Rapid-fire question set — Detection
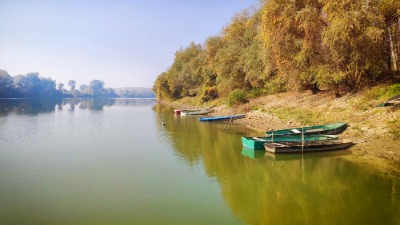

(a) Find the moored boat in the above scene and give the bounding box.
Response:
[265,122,347,136]
[174,109,201,115]
[199,114,245,122]
[263,140,354,153]
[377,94,400,106]
[181,109,213,115]
[241,135,339,150]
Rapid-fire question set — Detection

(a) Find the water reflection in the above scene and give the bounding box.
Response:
[0,98,62,116]
[0,98,156,116]
[157,105,400,225]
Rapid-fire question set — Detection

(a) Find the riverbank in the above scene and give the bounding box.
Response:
[167,90,400,174]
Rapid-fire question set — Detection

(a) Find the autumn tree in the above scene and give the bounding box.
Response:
[379,0,400,71]
[322,0,386,91]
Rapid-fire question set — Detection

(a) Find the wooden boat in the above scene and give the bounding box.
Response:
[263,140,354,153]
[377,94,400,106]
[181,109,213,115]
[174,109,201,115]
[199,114,245,122]
[265,122,347,136]
[241,135,339,150]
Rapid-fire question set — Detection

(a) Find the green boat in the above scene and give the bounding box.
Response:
[265,122,347,136]
[241,135,339,150]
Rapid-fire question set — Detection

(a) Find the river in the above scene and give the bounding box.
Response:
[0,98,399,225]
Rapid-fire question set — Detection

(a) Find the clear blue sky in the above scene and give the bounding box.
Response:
[0,0,258,88]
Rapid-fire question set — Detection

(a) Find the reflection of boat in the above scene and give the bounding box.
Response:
[242,135,339,150]
[199,114,246,122]
[263,140,354,153]
[174,109,201,115]
[241,148,265,159]
[264,150,352,161]
[181,109,213,115]
[265,122,347,136]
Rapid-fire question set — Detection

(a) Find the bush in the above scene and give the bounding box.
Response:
[387,119,400,140]
[227,89,248,107]
[200,86,218,103]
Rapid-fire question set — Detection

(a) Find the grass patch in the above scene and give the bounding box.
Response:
[363,83,400,103]
[387,119,400,140]
[266,107,335,125]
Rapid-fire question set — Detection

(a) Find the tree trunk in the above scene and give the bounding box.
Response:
[388,25,398,71]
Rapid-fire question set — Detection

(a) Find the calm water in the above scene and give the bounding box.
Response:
[0,98,399,225]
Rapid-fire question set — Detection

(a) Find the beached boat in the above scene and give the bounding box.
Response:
[378,94,400,106]
[263,140,354,153]
[199,114,246,122]
[241,135,339,150]
[265,122,347,136]
[181,109,213,115]
[174,109,201,115]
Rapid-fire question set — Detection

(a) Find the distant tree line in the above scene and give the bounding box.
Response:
[0,70,117,98]
[153,0,400,103]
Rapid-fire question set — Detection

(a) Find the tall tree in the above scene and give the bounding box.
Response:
[89,80,106,96]
[214,10,253,96]
[57,83,64,91]
[322,0,386,90]
[68,80,76,92]
[0,70,15,97]
[379,0,400,71]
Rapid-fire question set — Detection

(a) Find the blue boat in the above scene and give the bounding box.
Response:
[199,114,246,122]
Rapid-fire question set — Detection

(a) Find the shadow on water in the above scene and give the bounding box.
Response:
[155,104,400,225]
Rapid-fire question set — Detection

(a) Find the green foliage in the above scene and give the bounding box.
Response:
[153,0,400,103]
[387,119,400,140]
[363,83,400,102]
[264,77,288,95]
[200,86,218,103]
[226,89,249,107]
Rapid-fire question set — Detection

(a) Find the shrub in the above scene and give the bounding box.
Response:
[227,89,248,107]
[200,86,218,103]
[387,119,400,140]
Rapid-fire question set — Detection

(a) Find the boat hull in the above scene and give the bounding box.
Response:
[265,122,347,136]
[174,109,200,115]
[199,114,245,122]
[181,109,213,115]
[264,140,354,154]
[241,135,339,150]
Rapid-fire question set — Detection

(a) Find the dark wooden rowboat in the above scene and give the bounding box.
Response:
[263,140,354,154]
[241,135,339,150]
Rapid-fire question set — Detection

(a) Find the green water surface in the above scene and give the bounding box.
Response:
[0,99,399,225]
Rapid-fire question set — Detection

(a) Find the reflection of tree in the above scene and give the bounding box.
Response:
[0,99,62,116]
[63,98,116,111]
[157,105,400,225]
[0,98,156,116]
